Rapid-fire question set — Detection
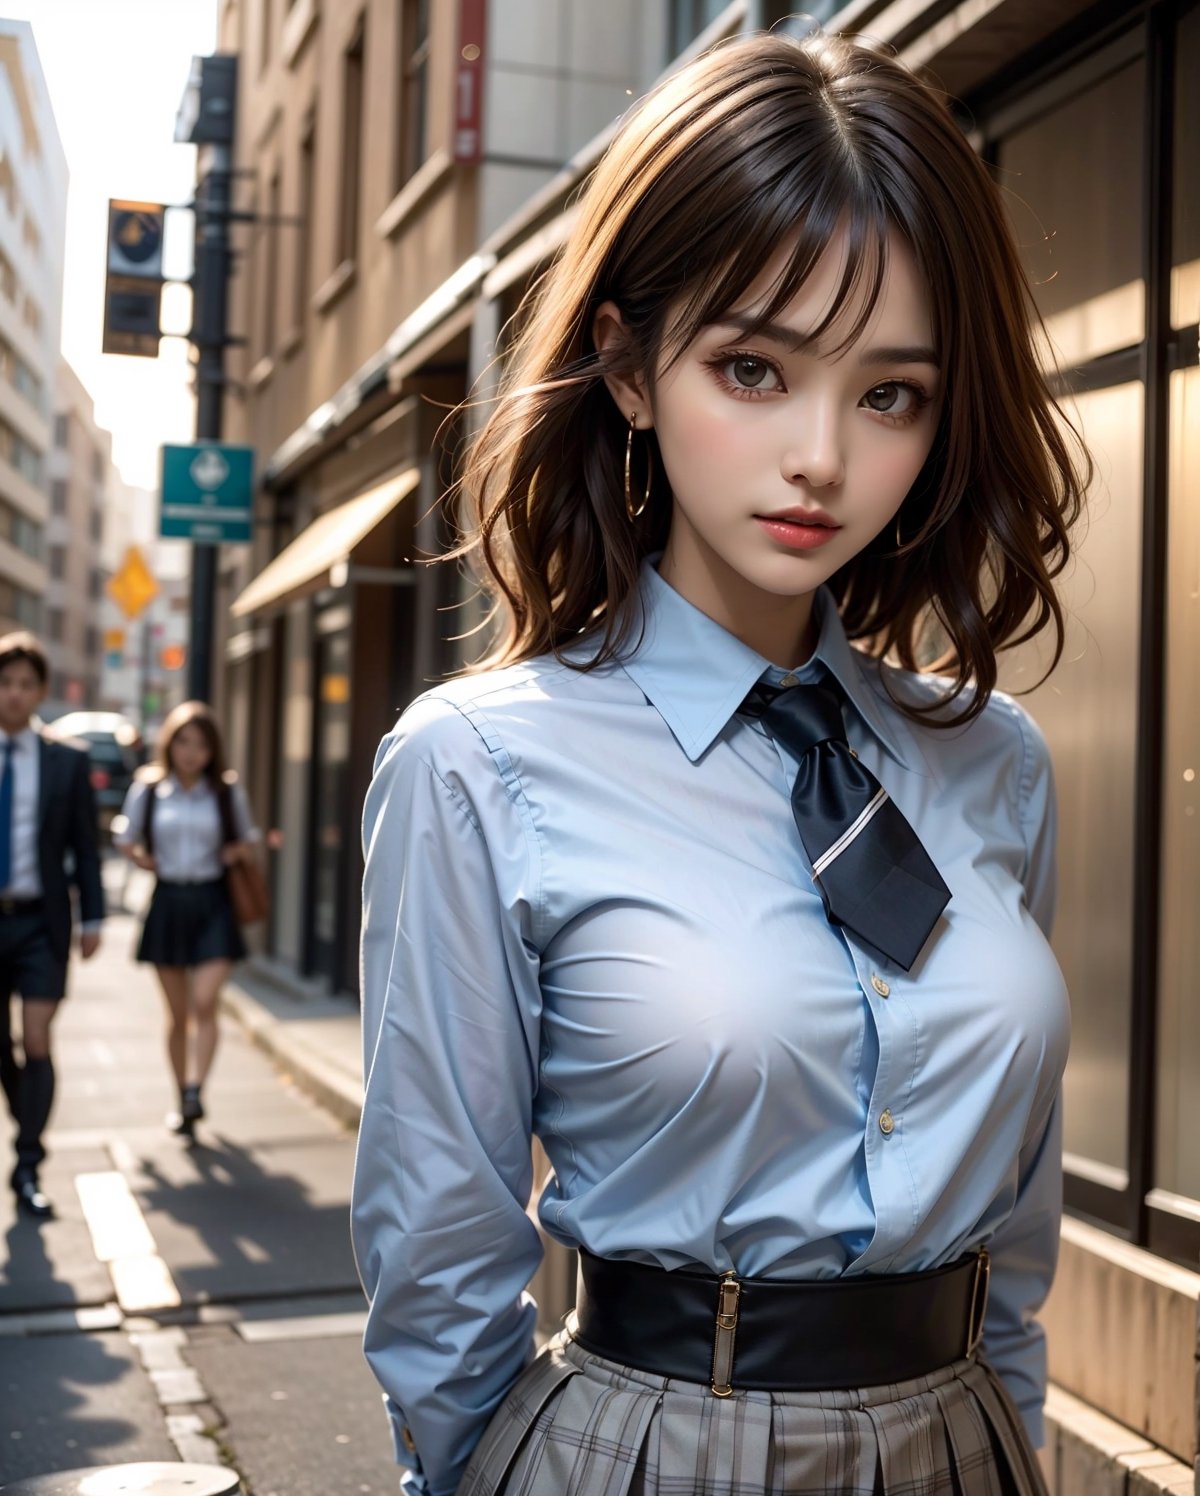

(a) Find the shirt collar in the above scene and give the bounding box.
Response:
[1,727,39,751]
[620,557,913,768]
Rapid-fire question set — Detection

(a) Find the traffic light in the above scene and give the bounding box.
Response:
[102,200,165,358]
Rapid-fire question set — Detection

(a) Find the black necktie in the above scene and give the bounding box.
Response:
[742,680,950,970]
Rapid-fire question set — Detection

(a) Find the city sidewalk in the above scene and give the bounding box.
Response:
[220,958,364,1132]
[0,861,400,1490]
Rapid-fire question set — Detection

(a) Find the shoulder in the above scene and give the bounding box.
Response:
[41,733,90,773]
[381,656,592,764]
[865,657,1051,793]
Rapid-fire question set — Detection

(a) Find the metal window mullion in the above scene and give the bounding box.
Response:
[1126,3,1174,1250]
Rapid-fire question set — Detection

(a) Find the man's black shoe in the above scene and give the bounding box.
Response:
[13,1176,54,1219]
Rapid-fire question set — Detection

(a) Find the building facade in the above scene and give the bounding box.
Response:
[42,359,112,716]
[213,1,1200,1489]
[0,20,66,646]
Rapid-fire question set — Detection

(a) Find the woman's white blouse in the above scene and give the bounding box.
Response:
[114,774,257,883]
[351,561,1070,1496]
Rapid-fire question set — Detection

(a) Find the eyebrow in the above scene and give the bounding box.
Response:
[714,315,940,369]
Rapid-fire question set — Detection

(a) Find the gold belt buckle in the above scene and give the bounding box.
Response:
[966,1248,990,1358]
[710,1270,740,1397]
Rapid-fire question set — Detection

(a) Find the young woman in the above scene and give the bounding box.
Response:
[352,31,1088,1496]
[114,701,257,1138]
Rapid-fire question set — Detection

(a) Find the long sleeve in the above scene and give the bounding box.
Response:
[350,696,545,1496]
[68,749,105,925]
[982,707,1063,1446]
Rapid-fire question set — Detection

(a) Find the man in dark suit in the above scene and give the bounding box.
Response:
[0,631,104,1219]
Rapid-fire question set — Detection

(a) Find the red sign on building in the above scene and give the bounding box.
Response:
[454,0,487,164]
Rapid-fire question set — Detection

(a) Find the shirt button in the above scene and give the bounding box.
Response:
[848,747,859,759]
[779,672,799,687]
[879,1109,896,1136]
[401,1426,417,1454]
[871,973,891,998]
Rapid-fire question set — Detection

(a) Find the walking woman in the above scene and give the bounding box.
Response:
[352,30,1087,1496]
[114,702,258,1137]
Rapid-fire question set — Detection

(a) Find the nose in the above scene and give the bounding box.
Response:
[780,403,845,489]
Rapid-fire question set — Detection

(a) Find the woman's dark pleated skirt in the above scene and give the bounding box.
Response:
[137,877,246,967]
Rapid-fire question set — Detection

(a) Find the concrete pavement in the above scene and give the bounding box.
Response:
[0,859,400,1490]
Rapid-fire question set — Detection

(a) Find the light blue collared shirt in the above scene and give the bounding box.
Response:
[352,560,1069,1496]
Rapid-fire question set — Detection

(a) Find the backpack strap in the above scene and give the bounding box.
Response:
[216,776,239,845]
[142,775,156,856]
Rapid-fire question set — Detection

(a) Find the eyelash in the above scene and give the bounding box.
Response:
[703,349,933,427]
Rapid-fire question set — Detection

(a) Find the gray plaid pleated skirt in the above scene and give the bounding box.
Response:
[457,1329,1048,1496]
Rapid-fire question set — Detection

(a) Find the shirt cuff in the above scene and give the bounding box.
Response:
[79,921,103,935]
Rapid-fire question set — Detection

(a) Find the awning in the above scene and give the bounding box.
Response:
[230,466,420,618]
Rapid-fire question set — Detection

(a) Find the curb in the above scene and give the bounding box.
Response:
[219,975,363,1131]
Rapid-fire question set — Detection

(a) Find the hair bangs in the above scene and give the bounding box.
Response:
[655,153,894,371]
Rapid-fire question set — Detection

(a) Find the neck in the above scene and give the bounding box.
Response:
[174,770,203,789]
[657,537,820,667]
[0,721,30,739]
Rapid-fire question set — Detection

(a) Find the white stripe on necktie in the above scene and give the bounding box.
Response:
[810,787,889,879]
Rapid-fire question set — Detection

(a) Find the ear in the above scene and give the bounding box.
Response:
[592,300,654,430]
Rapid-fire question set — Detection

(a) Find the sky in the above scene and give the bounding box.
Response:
[5,0,218,489]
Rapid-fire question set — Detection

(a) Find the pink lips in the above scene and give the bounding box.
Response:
[754,510,842,551]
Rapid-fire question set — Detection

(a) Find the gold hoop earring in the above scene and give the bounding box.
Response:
[625,411,652,522]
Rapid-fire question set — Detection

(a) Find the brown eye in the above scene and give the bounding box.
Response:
[733,357,769,387]
[862,382,924,416]
[864,384,901,411]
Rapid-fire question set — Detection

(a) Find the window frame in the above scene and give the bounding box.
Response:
[971,0,1200,1267]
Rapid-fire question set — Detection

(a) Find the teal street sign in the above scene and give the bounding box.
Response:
[160,442,254,544]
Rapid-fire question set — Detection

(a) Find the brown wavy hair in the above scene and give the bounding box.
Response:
[455,31,1089,726]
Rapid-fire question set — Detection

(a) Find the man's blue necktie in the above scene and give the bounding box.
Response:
[0,738,15,891]
[743,680,950,971]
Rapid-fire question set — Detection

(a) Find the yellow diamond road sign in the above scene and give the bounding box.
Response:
[107,544,159,620]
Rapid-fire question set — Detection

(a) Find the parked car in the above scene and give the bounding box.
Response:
[43,711,145,834]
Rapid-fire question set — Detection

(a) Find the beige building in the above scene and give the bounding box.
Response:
[0,20,66,645]
[213,2,1200,1490]
[43,360,112,715]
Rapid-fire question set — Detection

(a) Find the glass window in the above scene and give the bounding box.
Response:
[396,0,430,191]
[1154,8,1200,1210]
[1155,364,1200,1203]
[294,113,316,334]
[262,166,281,355]
[1002,384,1144,1185]
[1000,61,1145,368]
[338,17,366,264]
[1171,6,1199,330]
[996,64,1149,1186]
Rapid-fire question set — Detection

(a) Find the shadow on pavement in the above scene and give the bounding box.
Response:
[0,1224,174,1477]
[132,1134,362,1307]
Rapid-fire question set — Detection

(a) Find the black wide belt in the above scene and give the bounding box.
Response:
[571,1247,990,1396]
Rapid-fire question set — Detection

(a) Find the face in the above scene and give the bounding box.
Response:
[169,721,213,779]
[0,659,46,734]
[598,227,942,663]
